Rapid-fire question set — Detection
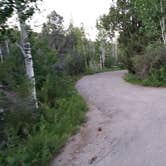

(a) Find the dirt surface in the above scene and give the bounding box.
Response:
[52,70,166,166]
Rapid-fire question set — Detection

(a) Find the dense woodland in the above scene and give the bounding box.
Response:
[0,0,117,165]
[0,0,165,165]
[98,0,166,86]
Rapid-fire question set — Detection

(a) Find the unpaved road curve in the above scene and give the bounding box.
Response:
[52,70,166,166]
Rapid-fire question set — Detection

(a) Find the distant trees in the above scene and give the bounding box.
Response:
[42,11,66,54]
[99,0,166,83]
[41,11,116,74]
[98,0,166,73]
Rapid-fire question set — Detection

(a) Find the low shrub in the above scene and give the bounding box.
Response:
[65,53,86,75]
[125,65,166,87]
[132,43,166,78]
[0,76,87,166]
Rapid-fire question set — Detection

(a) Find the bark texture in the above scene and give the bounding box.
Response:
[16,2,38,108]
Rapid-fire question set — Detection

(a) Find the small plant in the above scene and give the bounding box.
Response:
[0,74,87,165]
[132,43,166,78]
[124,73,142,85]
[125,65,166,87]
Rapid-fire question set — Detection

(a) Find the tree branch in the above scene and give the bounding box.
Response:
[16,43,26,57]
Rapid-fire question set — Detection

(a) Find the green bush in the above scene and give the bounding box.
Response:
[124,73,142,85]
[142,66,166,87]
[132,43,166,78]
[1,91,87,166]
[125,65,166,87]
[104,56,116,68]
[0,44,29,97]
[124,42,166,87]
[0,32,88,166]
[65,54,86,75]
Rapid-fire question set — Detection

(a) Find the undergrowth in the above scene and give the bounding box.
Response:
[124,66,166,87]
[0,76,87,166]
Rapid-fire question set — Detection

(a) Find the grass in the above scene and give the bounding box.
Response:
[1,66,123,166]
[124,73,143,85]
[0,77,88,166]
[124,72,166,87]
[85,65,124,75]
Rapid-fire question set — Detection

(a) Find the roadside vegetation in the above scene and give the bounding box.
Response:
[98,0,166,87]
[0,1,118,165]
[1,0,164,164]
[124,43,166,87]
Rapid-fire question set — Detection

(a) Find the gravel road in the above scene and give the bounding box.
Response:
[52,70,166,166]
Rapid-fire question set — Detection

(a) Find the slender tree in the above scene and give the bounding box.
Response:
[0,0,40,108]
[0,45,3,63]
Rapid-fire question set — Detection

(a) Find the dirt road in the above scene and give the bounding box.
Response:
[52,70,166,166]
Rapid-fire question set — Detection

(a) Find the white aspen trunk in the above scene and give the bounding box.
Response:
[114,42,118,62]
[5,40,10,55]
[160,17,166,45]
[0,46,3,63]
[16,2,38,108]
[101,46,105,68]
[99,53,102,69]
[100,42,105,68]
[160,0,166,45]
[23,42,38,108]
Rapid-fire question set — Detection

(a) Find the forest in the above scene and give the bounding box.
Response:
[98,0,166,86]
[0,0,117,165]
[0,0,166,165]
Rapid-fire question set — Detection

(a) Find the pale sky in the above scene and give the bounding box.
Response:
[30,0,112,40]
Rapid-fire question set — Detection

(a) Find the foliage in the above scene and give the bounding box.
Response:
[125,65,166,87]
[132,43,166,78]
[65,53,86,75]
[0,4,116,165]
[1,86,87,166]
[134,0,166,44]
[0,43,29,96]
[98,0,165,72]
[0,24,88,165]
[42,11,65,54]
[0,0,40,23]
[125,42,166,86]
[143,66,166,86]
[124,73,142,85]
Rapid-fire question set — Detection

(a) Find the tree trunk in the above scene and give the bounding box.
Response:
[101,43,105,68]
[160,1,166,45]
[16,2,38,108]
[5,40,10,55]
[101,47,105,68]
[0,46,3,63]
[160,17,166,45]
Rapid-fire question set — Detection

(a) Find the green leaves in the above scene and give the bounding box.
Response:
[0,0,40,26]
[134,0,165,41]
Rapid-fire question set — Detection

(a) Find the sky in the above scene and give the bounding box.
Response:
[30,0,112,40]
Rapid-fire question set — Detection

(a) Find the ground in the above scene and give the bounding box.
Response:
[52,70,166,166]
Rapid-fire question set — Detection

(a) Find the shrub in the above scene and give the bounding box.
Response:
[124,73,142,85]
[132,43,166,78]
[125,65,166,87]
[65,53,86,75]
[142,66,166,86]
[0,75,87,165]
[104,56,116,68]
